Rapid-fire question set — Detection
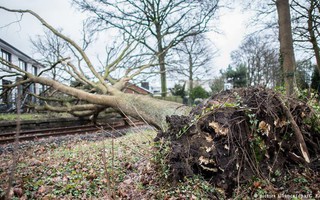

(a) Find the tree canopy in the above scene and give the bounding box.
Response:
[72,0,219,96]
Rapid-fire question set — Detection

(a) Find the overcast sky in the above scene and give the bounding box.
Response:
[0,0,251,86]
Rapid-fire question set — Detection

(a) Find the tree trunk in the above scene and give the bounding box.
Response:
[276,0,297,96]
[156,22,167,98]
[30,75,190,131]
[308,0,320,75]
[111,92,191,130]
[188,54,194,91]
[159,54,167,97]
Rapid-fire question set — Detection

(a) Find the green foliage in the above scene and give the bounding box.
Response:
[296,60,313,90]
[247,112,267,163]
[170,83,186,98]
[158,176,223,199]
[304,101,320,132]
[293,177,308,184]
[0,113,37,121]
[189,85,209,101]
[274,86,286,95]
[152,140,171,180]
[311,66,320,91]
[222,64,247,88]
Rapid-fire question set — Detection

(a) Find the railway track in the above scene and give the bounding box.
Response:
[0,118,144,144]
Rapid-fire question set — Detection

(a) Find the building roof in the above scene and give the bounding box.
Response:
[123,82,152,95]
[0,38,44,68]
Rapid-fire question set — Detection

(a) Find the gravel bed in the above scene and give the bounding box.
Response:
[0,125,154,155]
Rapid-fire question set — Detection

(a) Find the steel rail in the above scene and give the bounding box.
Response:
[0,119,144,144]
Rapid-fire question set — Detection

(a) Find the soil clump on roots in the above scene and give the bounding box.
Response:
[155,87,320,198]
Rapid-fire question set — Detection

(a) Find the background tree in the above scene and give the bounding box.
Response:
[295,59,313,90]
[31,29,68,81]
[242,0,311,95]
[291,0,320,73]
[222,64,247,88]
[170,83,186,99]
[276,0,297,96]
[72,0,219,97]
[311,66,320,92]
[231,35,281,87]
[189,85,209,103]
[210,76,224,95]
[169,34,214,92]
[246,0,320,73]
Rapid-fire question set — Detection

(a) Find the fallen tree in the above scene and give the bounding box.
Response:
[0,6,192,130]
[0,6,319,198]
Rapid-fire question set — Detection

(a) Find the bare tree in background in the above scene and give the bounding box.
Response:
[31,29,68,81]
[231,35,281,87]
[243,0,320,95]
[291,0,320,73]
[169,34,215,92]
[209,75,224,95]
[72,0,219,97]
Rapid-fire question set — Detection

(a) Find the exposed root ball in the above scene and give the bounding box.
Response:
[156,87,320,197]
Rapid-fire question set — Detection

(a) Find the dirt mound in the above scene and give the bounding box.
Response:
[156,87,320,198]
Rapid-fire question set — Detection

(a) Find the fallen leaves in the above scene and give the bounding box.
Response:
[29,158,43,166]
[258,121,271,136]
[37,185,47,194]
[274,117,288,128]
[13,187,23,197]
[209,121,228,136]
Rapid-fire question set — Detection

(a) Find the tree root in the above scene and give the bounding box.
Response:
[275,95,310,163]
[156,86,320,198]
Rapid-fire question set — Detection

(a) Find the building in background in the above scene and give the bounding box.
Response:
[0,38,45,112]
[123,82,151,95]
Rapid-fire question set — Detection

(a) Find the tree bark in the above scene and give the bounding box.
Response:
[29,75,191,131]
[156,21,168,98]
[276,0,297,96]
[159,54,167,97]
[188,54,194,91]
[308,0,320,74]
[112,92,191,130]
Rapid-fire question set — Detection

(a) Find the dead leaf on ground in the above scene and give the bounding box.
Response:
[258,121,271,136]
[208,121,228,136]
[13,187,23,197]
[38,185,47,194]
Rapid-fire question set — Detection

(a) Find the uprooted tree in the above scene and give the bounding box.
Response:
[0,5,319,198]
[0,6,193,130]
